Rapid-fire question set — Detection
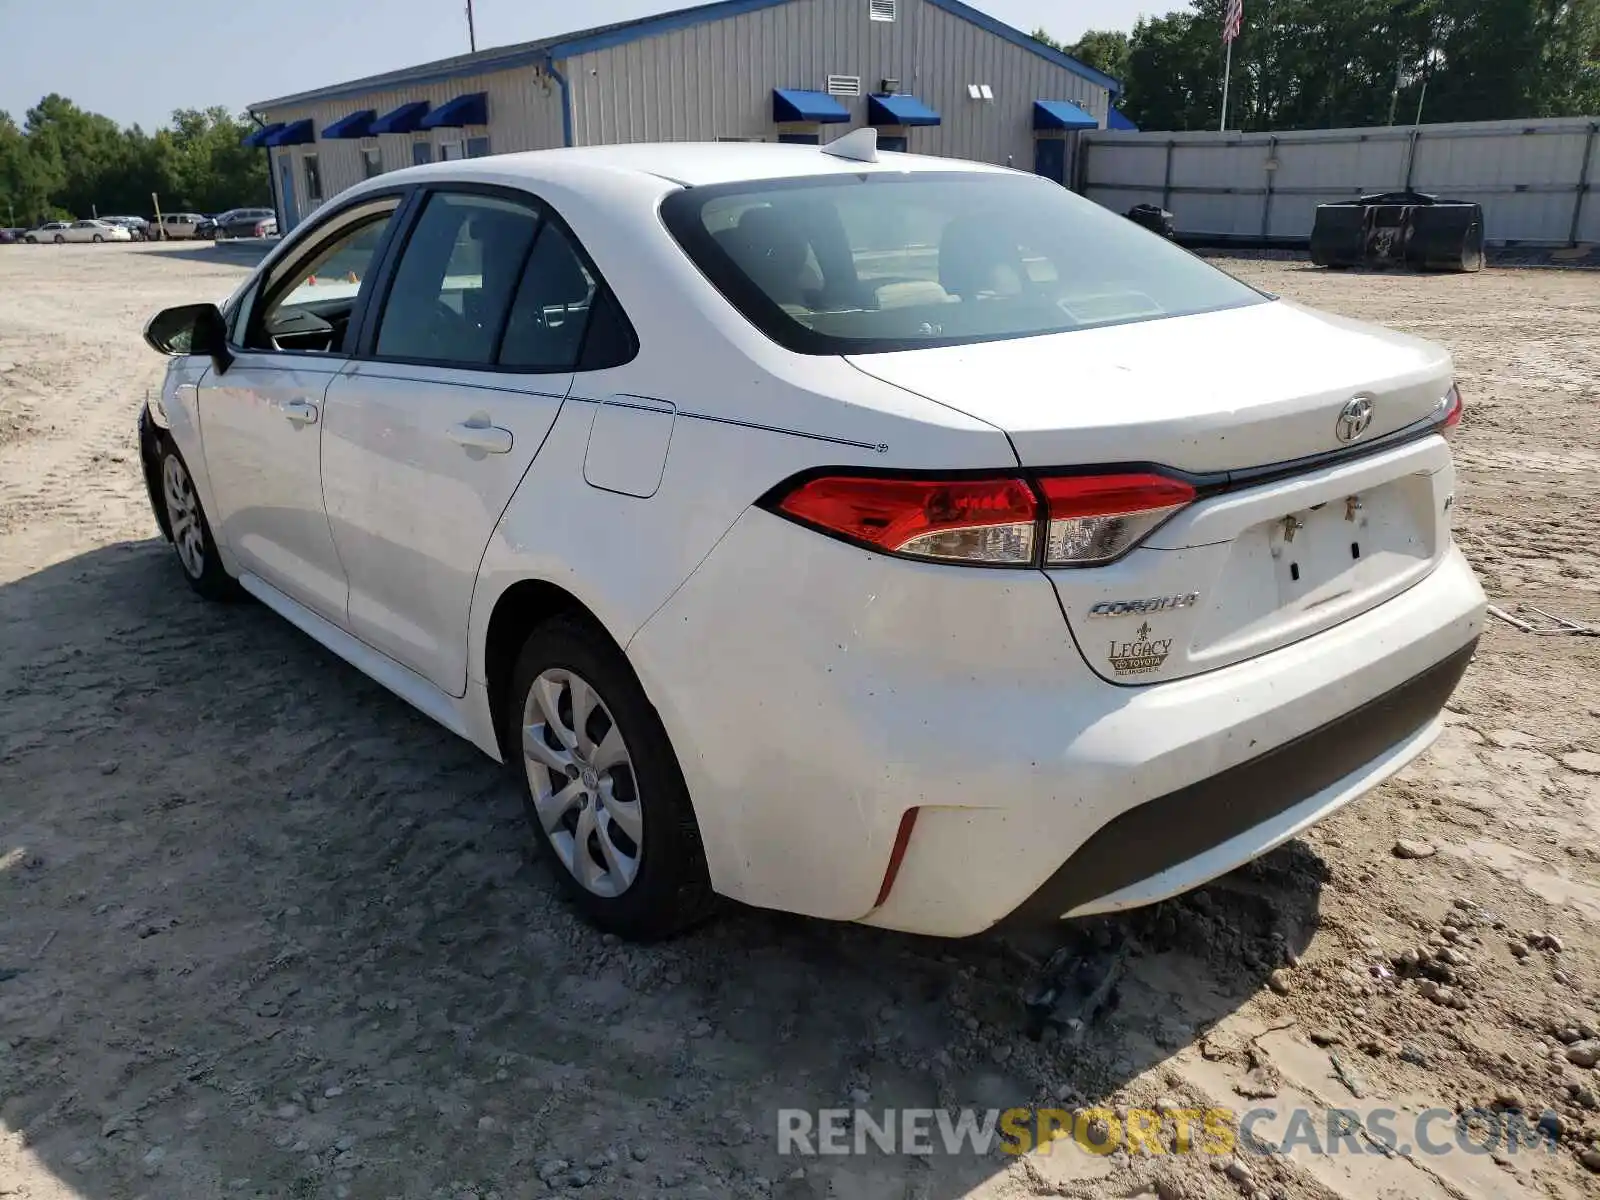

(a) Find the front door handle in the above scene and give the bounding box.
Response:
[280,399,319,426]
[447,421,513,454]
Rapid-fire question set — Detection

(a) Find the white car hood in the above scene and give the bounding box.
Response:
[845,300,1454,473]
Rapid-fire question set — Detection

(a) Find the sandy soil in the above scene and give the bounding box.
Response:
[1,243,1597,1200]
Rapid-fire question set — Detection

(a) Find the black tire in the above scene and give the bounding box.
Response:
[53,234,64,244]
[506,614,717,940]
[156,439,240,602]
[93,234,104,243]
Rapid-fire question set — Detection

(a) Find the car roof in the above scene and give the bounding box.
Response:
[366,141,1017,191]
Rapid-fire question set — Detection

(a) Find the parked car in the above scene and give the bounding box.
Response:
[215,208,278,239]
[156,212,208,240]
[23,221,72,243]
[135,136,1485,941]
[195,215,220,239]
[104,215,151,241]
[27,219,131,243]
[0,227,24,244]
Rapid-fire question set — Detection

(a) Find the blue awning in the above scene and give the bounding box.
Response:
[419,92,488,129]
[772,88,851,124]
[867,93,940,127]
[1033,100,1099,131]
[371,101,431,134]
[241,123,284,148]
[1107,106,1139,131]
[322,109,377,139]
[264,119,316,147]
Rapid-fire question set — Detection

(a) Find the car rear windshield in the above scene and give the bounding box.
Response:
[660,171,1266,354]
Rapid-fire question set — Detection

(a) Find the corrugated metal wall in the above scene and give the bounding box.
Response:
[1082,117,1600,246]
[565,0,1108,168]
[260,65,564,226]
[254,0,1117,231]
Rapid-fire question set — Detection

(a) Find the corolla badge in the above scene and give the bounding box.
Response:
[1336,394,1375,443]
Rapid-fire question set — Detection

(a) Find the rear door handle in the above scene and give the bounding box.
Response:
[280,399,318,426]
[448,422,513,454]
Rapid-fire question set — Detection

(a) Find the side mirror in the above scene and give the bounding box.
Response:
[143,303,233,372]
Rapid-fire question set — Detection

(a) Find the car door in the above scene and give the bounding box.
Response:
[66,221,91,243]
[198,193,405,624]
[320,186,612,695]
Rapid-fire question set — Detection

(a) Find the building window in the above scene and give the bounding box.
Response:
[303,154,323,204]
[869,0,896,21]
[412,141,433,165]
[361,147,383,178]
[441,141,464,161]
[778,132,820,145]
[466,136,491,158]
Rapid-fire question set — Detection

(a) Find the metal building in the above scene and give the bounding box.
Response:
[247,0,1120,232]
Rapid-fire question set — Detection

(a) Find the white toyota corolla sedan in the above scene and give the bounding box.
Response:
[138,133,1485,940]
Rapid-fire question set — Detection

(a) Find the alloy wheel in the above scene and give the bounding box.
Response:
[161,455,207,579]
[522,667,643,898]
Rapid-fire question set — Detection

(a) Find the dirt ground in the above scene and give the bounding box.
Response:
[1,243,1597,1200]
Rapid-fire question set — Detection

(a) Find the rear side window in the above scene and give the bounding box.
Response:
[498,225,597,371]
[375,192,542,366]
[373,189,637,373]
[661,172,1266,354]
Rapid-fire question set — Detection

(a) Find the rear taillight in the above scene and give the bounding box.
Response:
[769,469,1195,567]
[1037,473,1196,566]
[776,475,1038,564]
[1439,384,1463,441]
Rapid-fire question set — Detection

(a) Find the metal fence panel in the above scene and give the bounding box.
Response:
[1083,117,1600,247]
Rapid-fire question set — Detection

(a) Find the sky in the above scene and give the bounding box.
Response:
[0,0,1157,131]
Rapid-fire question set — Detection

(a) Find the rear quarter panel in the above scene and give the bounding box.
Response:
[467,160,1020,683]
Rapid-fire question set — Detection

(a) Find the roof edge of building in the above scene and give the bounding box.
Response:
[250,0,1119,115]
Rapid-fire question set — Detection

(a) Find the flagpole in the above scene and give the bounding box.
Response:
[1220,38,1233,132]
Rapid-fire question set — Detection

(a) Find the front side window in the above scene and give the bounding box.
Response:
[661,172,1267,354]
[303,154,323,203]
[242,200,399,354]
[374,192,542,366]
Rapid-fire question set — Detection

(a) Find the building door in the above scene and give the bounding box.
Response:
[1033,138,1067,185]
[278,157,300,231]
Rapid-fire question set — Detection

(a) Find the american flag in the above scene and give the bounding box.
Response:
[1223,0,1244,43]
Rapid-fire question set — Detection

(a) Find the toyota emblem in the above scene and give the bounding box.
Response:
[1336,395,1375,443]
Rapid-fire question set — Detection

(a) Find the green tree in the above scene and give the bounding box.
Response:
[0,110,60,226]
[1113,0,1600,131]
[0,95,267,225]
[1031,28,1132,83]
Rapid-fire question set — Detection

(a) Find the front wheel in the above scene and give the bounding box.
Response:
[53,234,63,244]
[158,444,238,601]
[93,234,104,243]
[508,615,716,940]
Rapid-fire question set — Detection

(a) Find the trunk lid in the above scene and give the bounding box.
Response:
[847,300,1460,683]
[845,300,1454,473]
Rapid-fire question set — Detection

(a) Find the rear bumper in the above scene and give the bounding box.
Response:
[1006,636,1475,925]
[629,507,1485,937]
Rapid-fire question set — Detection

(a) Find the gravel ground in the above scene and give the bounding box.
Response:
[1,243,1597,1200]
